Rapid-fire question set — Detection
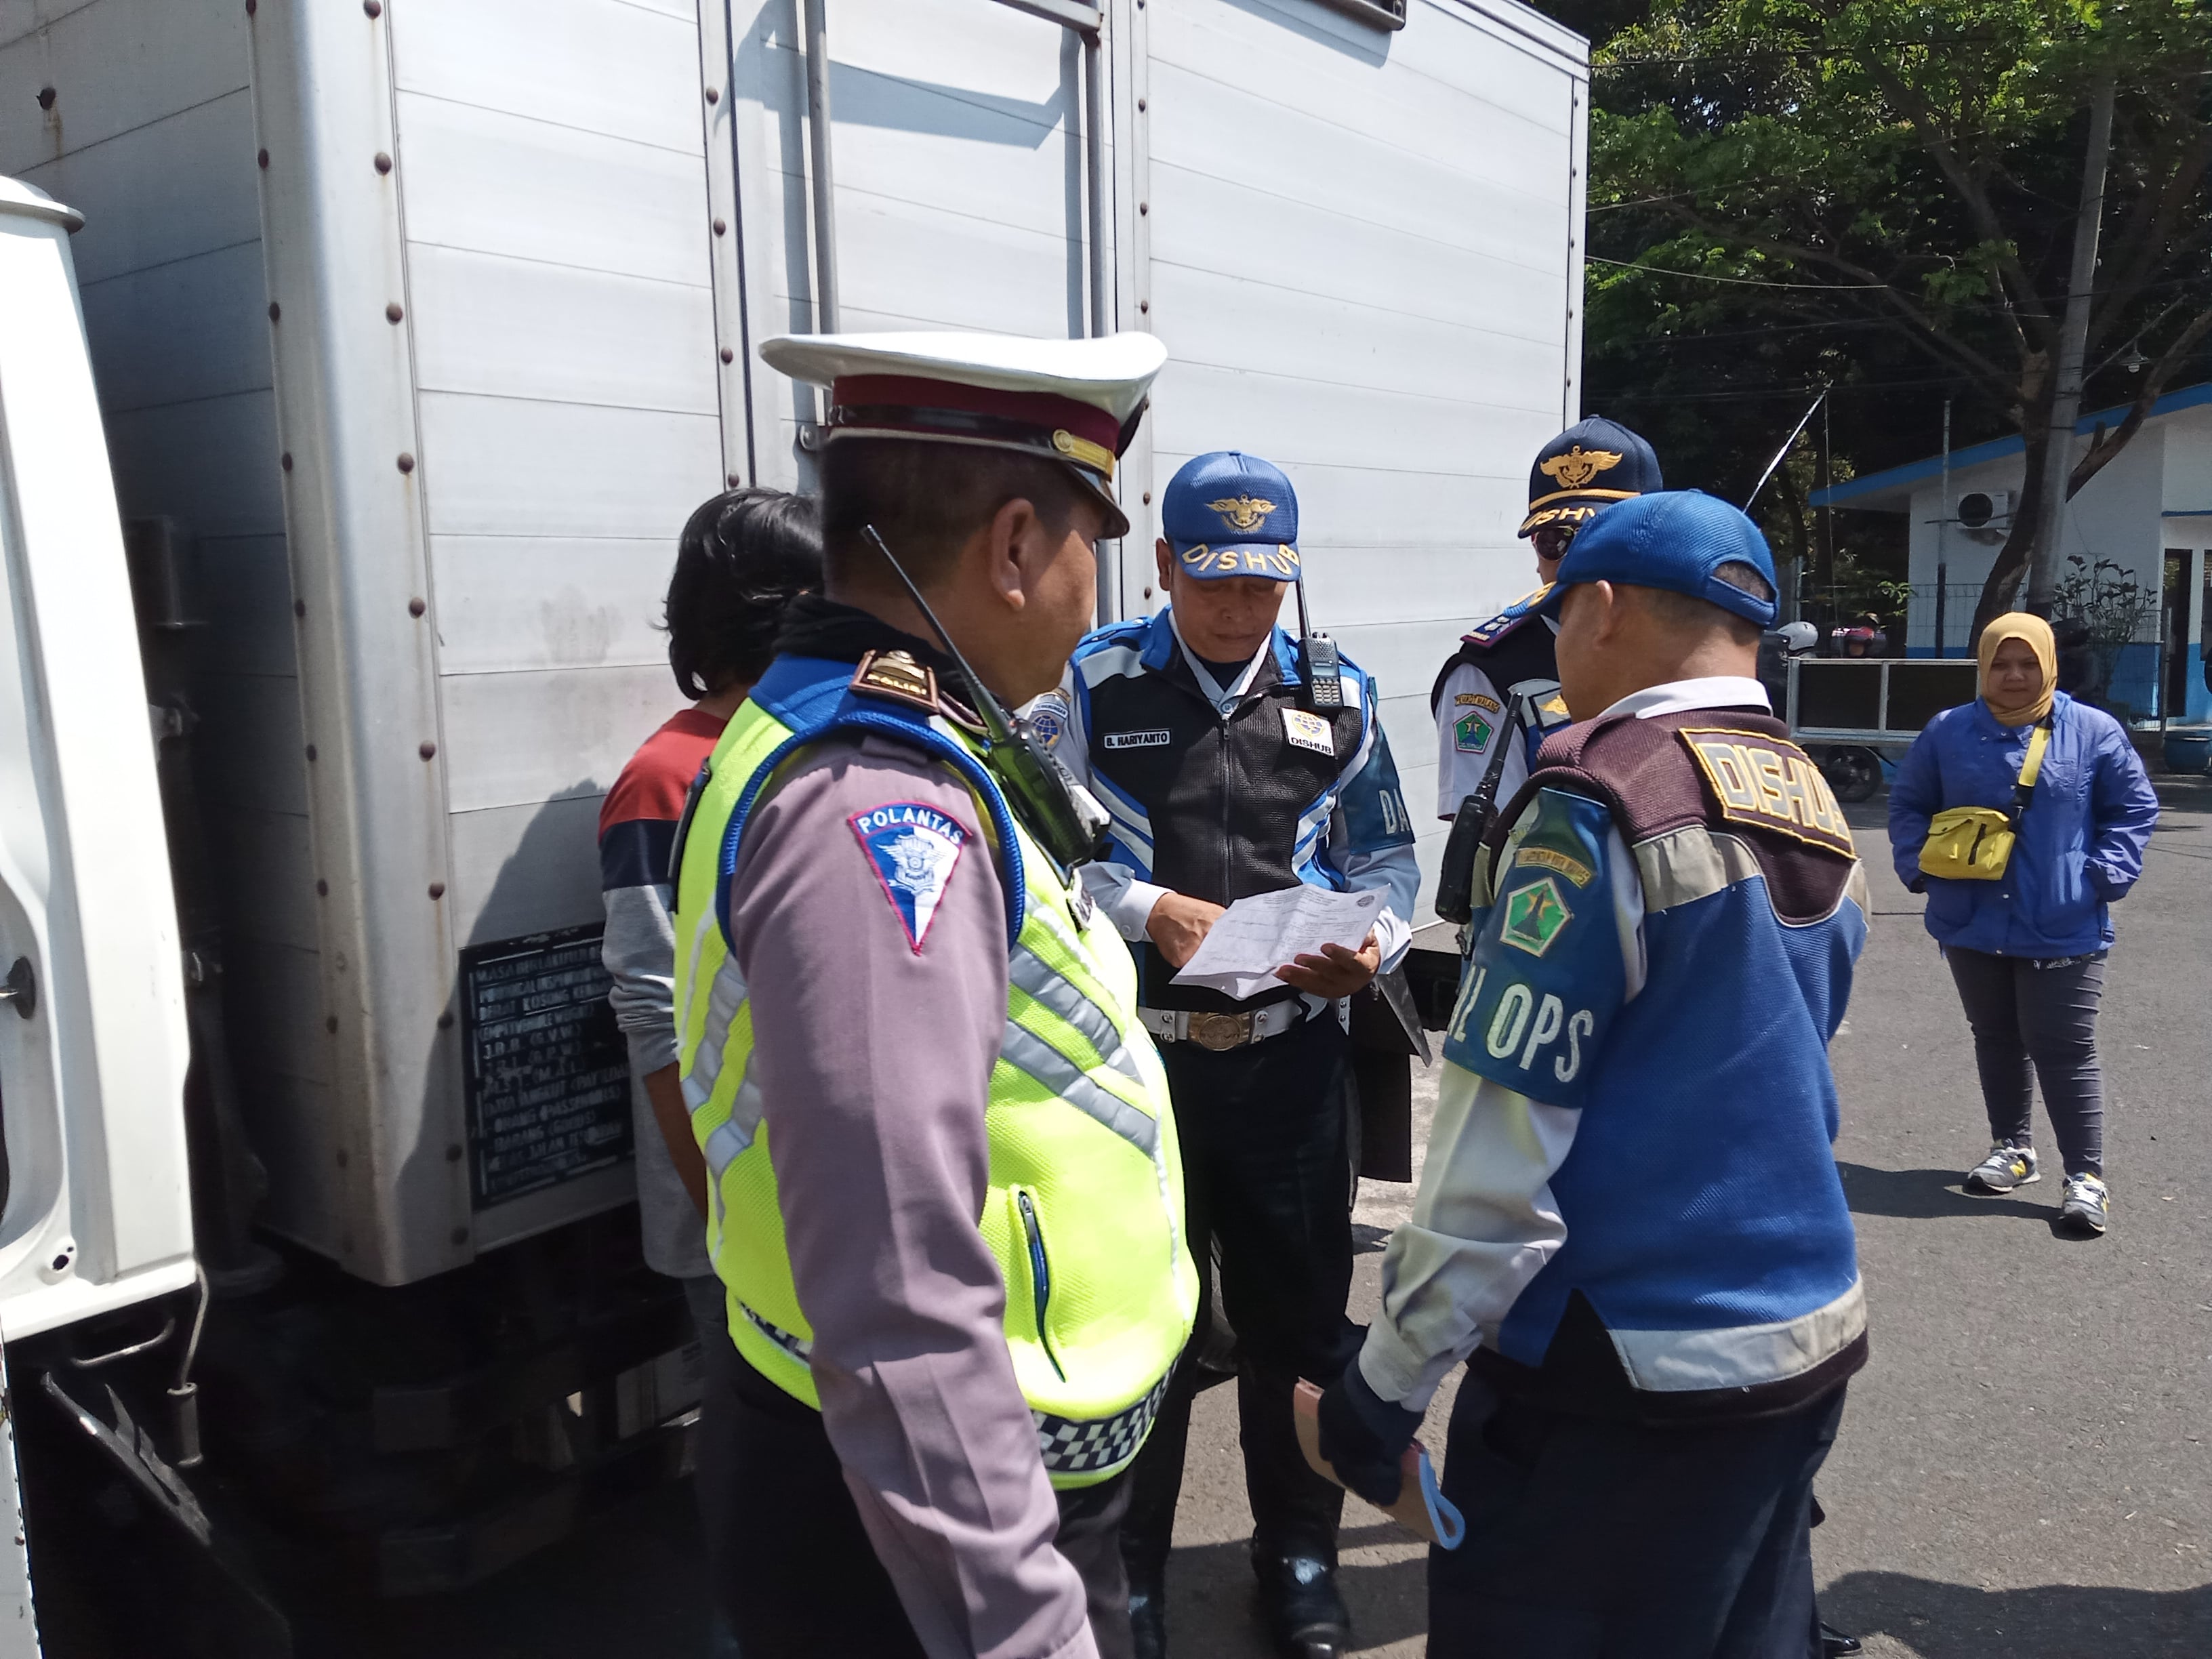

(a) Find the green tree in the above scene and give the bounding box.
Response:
[1581,0,2212,640]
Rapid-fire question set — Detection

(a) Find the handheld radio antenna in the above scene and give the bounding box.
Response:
[1292,572,1343,712]
[861,525,1106,874]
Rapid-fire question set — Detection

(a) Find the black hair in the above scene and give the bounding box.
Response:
[1635,561,1772,647]
[817,437,1084,592]
[664,487,823,699]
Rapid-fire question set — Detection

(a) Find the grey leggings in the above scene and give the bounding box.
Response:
[1944,946,2107,1178]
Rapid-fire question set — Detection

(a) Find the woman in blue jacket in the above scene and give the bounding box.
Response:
[1887,613,2158,1237]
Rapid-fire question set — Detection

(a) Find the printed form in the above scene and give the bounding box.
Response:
[1171,885,1382,1002]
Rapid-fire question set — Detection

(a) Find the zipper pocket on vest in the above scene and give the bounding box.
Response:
[1016,1188,1067,1382]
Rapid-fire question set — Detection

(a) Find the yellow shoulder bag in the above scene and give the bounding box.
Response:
[1918,720,2049,881]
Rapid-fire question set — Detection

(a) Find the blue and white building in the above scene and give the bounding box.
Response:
[1811,382,2212,722]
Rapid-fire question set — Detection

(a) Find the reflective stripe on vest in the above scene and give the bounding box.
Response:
[672,656,1198,1489]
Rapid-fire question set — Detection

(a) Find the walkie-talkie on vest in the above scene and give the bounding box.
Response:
[1433,690,1529,928]
[1293,574,1343,712]
[861,525,1109,876]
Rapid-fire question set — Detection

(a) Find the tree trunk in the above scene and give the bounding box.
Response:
[2026,69,2116,612]
[1970,432,2046,644]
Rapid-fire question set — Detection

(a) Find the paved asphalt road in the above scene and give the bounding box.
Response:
[329,777,2211,1659]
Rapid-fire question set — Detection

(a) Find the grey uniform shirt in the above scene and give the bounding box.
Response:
[727,729,1098,1659]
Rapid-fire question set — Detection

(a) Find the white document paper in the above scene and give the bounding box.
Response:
[1170,885,1383,1002]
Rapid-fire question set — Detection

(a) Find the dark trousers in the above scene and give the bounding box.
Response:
[1122,1012,1359,1578]
[697,1352,1135,1659]
[1428,1380,1847,1658]
[1944,945,2108,1176]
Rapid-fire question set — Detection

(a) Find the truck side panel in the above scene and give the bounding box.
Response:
[1132,0,1586,895]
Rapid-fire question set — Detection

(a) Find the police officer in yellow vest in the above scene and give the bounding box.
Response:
[673,331,1199,1659]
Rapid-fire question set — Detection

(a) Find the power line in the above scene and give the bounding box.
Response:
[1587,254,1889,290]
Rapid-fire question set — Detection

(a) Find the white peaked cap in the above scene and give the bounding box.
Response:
[760,330,1168,424]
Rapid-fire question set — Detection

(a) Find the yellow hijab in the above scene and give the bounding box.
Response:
[1977,612,2056,727]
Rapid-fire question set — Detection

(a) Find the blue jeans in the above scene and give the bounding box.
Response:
[1427,1380,1847,1658]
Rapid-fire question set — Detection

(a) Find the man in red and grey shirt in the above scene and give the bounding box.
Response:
[598,487,820,1347]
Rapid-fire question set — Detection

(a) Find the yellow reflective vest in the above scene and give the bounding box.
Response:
[672,651,1197,1488]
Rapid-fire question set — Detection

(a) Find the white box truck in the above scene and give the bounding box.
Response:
[0,0,1584,1647]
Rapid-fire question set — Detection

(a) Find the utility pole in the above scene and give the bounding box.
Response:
[2027,69,2116,615]
[1936,396,1951,657]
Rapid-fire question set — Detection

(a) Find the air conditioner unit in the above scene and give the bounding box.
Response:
[1956,490,2011,544]
[1957,490,2011,528]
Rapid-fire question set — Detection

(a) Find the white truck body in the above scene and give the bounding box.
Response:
[0,0,1585,1292]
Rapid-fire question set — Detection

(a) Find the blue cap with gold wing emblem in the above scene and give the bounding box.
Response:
[1162,451,1301,582]
[1520,416,1662,538]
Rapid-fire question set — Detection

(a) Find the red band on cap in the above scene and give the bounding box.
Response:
[831,374,1122,455]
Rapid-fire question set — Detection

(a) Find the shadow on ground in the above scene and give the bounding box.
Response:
[1820,1572,2211,1657]
[1835,1162,2051,1222]
[1166,1522,1426,1656]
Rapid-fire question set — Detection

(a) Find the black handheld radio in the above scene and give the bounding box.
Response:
[1432,690,1529,927]
[1292,574,1343,712]
[861,526,1108,876]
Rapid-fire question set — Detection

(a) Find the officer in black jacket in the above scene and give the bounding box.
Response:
[1045,452,1420,1659]
[1429,417,1663,828]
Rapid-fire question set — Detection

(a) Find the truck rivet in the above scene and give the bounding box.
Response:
[396,452,415,474]
[325,1015,338,1033]
[364,0,382,14]
[373,152,392,176]
[304,744,317,761]
[419,741,436,760]
[316,879,329,897]
[257,148,269,169]
[437,1011,455,1030]
[1138,98,1147,112]
[294,598,306,618]
[409,597,426,617]
[245,0,255,14]
[386,302,404,323]
[728,474,742,487]
[712,218,727,236]
[705,85,720,104]
[281,451,293,472]
[35,87,55,112]
[720,347,734,364]
[428,882,445,899]
[268,302,281,323]
[1139,300,1149,313]
[1142,491,1152,504]
[450,1227,469,1246]
[1139,201,1148,215]
[446,1143,464,1162]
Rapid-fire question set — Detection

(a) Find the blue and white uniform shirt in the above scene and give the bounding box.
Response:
[1042,609,1419,1007]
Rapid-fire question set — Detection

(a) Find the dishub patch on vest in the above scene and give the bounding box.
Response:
[1281,707,1335,756]
[851,801,968,952]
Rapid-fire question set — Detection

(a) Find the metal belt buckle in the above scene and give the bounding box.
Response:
[1185,1012,1252,1051]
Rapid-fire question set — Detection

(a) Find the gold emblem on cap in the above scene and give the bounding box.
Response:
[1539,446,1624,491]
[1052,428,1115,479]
[1207,496,1277,533]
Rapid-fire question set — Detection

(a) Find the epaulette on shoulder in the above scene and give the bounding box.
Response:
[849,648,941,714]
[1460,583,1553,650]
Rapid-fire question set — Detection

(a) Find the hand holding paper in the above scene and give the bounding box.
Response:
[1169,885,1382,1002]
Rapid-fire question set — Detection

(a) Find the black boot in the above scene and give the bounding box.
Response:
[1251,1543,1351,1659]
[1820,1622,1863,1658]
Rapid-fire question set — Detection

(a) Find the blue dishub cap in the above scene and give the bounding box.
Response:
[1539,490,1780,628]
[1161,451,1301,581]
